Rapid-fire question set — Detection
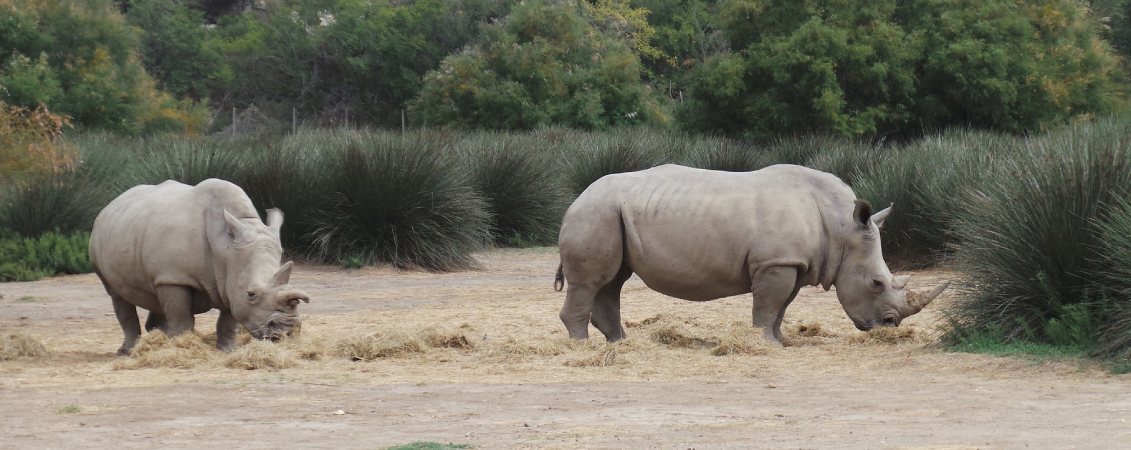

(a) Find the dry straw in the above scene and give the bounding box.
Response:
[1,332,48,360]
[847,327,921,345]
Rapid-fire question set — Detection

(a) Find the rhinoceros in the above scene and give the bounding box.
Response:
[554,164,948,345]
[90,179,310,355]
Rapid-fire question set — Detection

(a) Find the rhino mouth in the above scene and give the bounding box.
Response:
[854,313,901,331]
[250,314,301,341]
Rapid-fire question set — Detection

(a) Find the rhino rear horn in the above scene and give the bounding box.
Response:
[903,281,950,317]
[266,208,284,232]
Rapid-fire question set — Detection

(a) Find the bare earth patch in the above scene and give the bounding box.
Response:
[1,247,1129,448]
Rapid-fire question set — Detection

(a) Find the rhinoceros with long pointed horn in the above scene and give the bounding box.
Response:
[554,164,948,345]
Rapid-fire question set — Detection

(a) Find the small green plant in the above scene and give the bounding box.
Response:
[341,255,365,270]
[57,404,81,414]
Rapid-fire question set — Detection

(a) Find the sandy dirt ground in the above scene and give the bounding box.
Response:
[2,247,1130,449]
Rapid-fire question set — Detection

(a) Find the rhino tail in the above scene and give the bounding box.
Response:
[554,264,565,292]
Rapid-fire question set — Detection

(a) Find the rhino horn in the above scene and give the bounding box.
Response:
[903,281,950,317]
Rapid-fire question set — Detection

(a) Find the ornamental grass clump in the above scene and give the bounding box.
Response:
[943,119,1131,350]
[458,132,568,246]
[307,131,491,271]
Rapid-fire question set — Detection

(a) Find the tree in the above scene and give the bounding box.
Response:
[410,0,664,130]
[681,0,1121,138]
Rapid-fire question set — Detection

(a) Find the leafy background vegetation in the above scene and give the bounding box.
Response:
[4,0,1131,364]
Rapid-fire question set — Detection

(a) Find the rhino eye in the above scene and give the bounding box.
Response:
[247,291,257,300]
[872,279,884,288]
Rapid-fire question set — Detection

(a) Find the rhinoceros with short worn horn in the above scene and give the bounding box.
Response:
[555,164,948,345]
[90,179,310,355]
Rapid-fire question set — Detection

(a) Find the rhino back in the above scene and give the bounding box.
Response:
[90,179,259,310]
[562,164,855,299]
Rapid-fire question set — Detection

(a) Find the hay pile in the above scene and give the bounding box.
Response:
[113,331,318,370]
[112,331,215,369]
[1,332,48,360]
[335,329,475,361]
[709,325,774,356]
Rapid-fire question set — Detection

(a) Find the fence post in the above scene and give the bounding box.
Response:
[292,108,297,134]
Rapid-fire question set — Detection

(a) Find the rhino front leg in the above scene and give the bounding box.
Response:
[144,311,167,332]
[155,285,197,336]
[111,296,142,356]
[215,310,239,351]
[749,265,800,346]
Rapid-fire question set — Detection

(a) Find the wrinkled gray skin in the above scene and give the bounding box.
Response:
[90,179,310,355]
[556,164,948,345]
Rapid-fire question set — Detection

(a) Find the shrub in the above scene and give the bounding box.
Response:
[306,131,491,271]
[943,119,1131,346]
[0,102,73,186]
[458,132,568,246]
[0,231,91,281]
[1095,198,1131,360]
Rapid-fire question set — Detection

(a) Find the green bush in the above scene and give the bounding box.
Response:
[0,231,91,282]
[305,131,492,271]
[943,119,1131,346]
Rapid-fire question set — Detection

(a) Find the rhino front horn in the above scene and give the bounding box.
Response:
[903,281,950,317]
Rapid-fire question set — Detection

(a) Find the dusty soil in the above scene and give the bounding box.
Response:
[2,248,1129,449]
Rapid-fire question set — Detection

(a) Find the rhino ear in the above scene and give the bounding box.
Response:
[271,261,293,287]
[220,209,254,244]
[266,208,284,232]
[852,200,873,227]
[870,203,894,229]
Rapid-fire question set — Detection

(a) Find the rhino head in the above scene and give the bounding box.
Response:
[833,201,949,331]
[209,207,310,341]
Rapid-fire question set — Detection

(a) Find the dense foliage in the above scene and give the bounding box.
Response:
[679,0,1121,137]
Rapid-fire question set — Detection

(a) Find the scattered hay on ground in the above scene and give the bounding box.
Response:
[286,336,328,361]
[848,327,921,345]
[625,314,666,328]
[421,329,475,350]
[563,345,619,367]
[1,332,48,360]
[791,322,837,338]
[485,338,568,360]
[113,331,215,370]
[335,331,427,361]
[710,326,774,356]
[650,325,715,349]
[223,340,299,370]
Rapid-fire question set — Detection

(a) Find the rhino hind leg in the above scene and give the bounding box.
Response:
[590,266,633,342]
[110,295,142,356]
[749,265,801,346]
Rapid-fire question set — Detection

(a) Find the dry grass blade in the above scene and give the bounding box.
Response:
[792,322,836,338]
[624,314,666,328]
[1,332,48,360]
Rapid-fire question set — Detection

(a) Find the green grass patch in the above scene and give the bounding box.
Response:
[56,404,81,414]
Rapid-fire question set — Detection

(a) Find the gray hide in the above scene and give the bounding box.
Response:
[556,164,948,345]
[90,179,309,355]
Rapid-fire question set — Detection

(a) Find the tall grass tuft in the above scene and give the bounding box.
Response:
[0,231,91,281]
[458,132,568,246]
[562,128,667,196]
[1094,198,1131,360]
[307,131,491,271]
[852,129,1019,266]
[943,119,1131,346]
[680,135,770,172]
